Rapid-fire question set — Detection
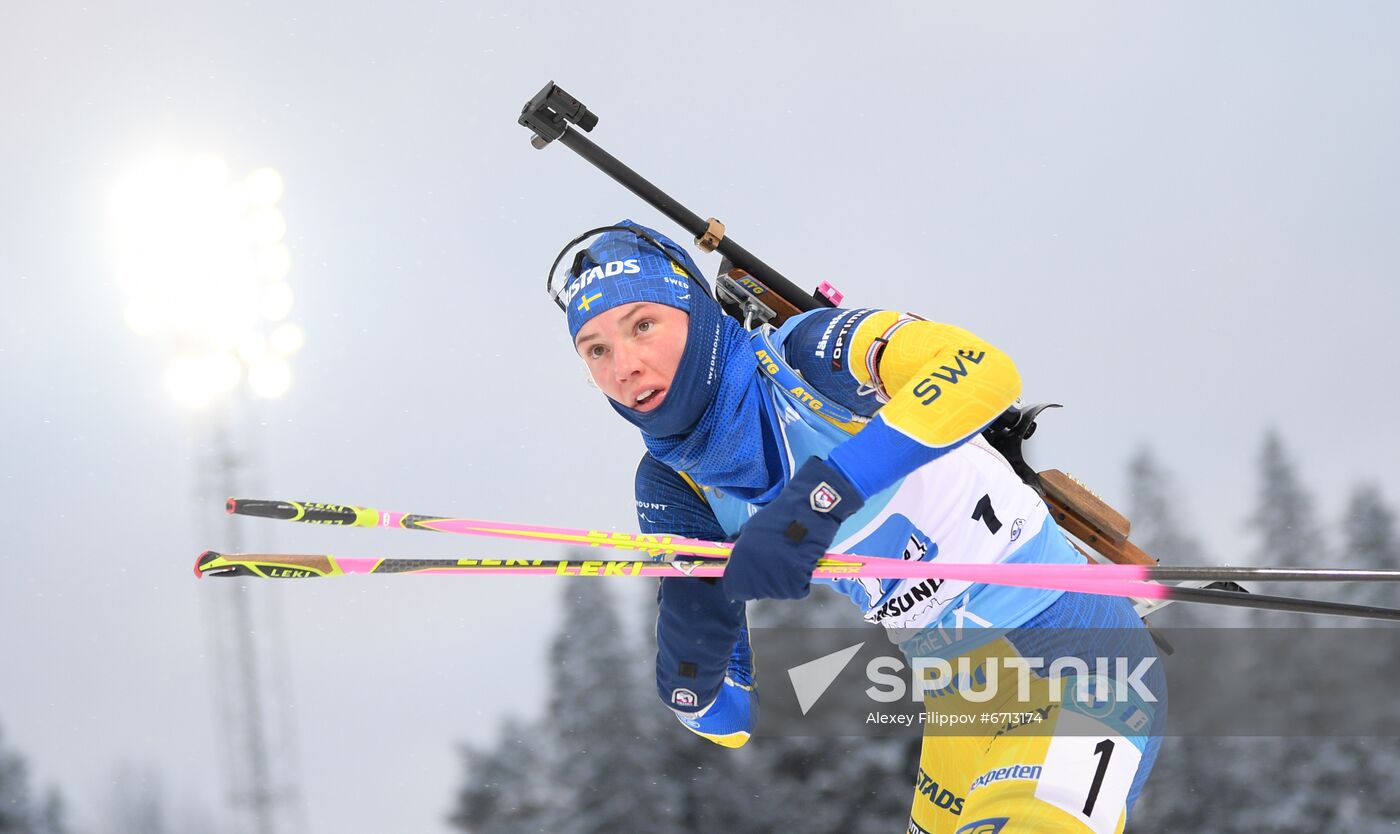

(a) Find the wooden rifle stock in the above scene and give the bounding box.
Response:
[1038,469,1157,567]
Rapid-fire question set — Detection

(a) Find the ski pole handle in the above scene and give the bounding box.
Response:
[226,498,379,527]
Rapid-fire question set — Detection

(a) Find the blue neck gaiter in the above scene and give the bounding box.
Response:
[619,296,776,499]
[561,221,777,498]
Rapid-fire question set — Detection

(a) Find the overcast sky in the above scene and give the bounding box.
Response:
[2,2,1398,832]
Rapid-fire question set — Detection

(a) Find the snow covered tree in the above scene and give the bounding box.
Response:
[1341,482,1400,608]
[24,792,66,834]
[1125,445,1206,567]
[537,579,678,834]
[1124,445,1212,630]
[448,575,673,834]
[1123,443,1356,832]
[1244,429,1331,626]
[743,590,919,834]
[0,726,32,834]
[628,579,760,833]
[1249,429,1328,568]
[1122,446,1217,830]
[449,718,552,834]
[629,582,918,833]
[102,763,169,834]
[1141,437,1400,832]
[543,579,674,834]
[1098,448,1229,829]
[0,723,70,834]
[1299,483,1400,828]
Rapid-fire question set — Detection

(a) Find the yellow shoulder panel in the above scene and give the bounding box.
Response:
[872,320,1021,448]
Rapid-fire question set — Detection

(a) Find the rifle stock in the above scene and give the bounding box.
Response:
[1038,469,1157,567]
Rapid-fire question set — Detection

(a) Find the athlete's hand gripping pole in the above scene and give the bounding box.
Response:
[721,458,867,601]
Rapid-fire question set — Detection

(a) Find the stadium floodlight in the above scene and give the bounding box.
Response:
[111,153,308,834]
[110,154,302,407]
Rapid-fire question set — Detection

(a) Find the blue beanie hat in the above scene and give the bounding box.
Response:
[560,220,707,341]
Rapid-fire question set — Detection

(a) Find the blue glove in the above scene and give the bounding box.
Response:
[674,676,758,748]
[656,576,744,711]
[672,624,758,748]
[722,457,866,601]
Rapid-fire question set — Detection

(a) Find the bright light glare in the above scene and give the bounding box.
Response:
[208,350,243,392]
[244,207,286,245]
[166,355,215,408]
[165,352,241,408]
[245,167,284,206]
[258,244,292,280]
[248,355,292,399]
[112,154,303,408]
[238,331,269,364]
[269,322,304,356]
[260,283,294,322]
[124,300,161,337]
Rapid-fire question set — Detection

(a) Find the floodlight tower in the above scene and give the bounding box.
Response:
[110,156,306,834]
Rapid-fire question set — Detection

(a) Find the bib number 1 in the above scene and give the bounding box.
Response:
[1083,739,1114,816]
[1034,714,1142,834]
[972,494,1003,535]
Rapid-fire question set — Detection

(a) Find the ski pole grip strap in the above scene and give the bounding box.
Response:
[695,217,726,252]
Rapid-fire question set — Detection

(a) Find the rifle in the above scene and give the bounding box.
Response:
[518,81,1166,580]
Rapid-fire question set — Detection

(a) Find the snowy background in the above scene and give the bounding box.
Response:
[2,2,1398,832]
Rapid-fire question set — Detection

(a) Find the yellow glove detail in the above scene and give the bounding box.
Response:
[681,726,753,748]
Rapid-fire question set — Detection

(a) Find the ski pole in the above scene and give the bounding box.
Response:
[224,497,1400,585]
[193,549,1400,623]
[218,497,1400,622]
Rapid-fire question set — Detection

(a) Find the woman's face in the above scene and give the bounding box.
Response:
[574,301,689,413]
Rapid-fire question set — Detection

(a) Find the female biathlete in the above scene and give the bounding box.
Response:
[551,220,1165,834]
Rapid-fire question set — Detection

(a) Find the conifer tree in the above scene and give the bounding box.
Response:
[0,725,31,834]
[1125,445,1211,629]
[449,718,551,834]
[102,763,168,834]
[1341,483,1399,608]
[1249,429,1328,568]
[538,580,676,834]
[1125,445,1205,567]
[1245,429,1331,626]
[632,579,761,833]
[743,590,918,833]
[0,723,70,834]
[25,792,66,834]
[1116,446,1219,829]
[1306,484,1400,828]
[1202,433,1395,831]
[631,581,919,833]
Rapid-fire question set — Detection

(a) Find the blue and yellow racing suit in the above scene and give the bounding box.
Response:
[636,308,1164,834]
